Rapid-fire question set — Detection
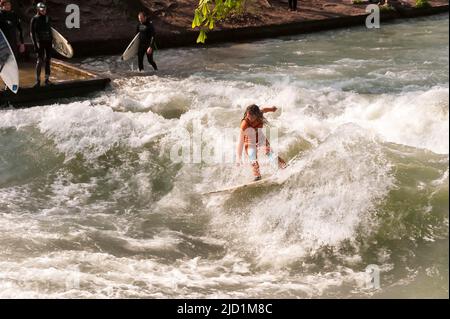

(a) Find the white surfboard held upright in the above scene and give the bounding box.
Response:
[121,33,140,61]
[52,28,74,58]
[0,30,19,94]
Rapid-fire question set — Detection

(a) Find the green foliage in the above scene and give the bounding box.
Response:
[192,0,247,43]
[415,0,431,9]
[352,0,365,4]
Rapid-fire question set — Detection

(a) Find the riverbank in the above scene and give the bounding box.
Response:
[0,60,110,107]
[17,0,449,57]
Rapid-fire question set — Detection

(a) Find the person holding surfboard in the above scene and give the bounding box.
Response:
[0,0,25,59]
[30,2,53,87]
[136,11,158,72]
[236,104,287,181]
[0,23,19,93]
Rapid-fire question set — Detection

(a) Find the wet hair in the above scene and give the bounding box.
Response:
[242,104,268,125]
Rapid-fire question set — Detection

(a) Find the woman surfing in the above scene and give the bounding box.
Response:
[236,104,287,181]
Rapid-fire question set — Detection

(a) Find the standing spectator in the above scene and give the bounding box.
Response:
[30,2,53,87]
[0,0,25,59]
[288,0,298,11]
[136,11,158,72]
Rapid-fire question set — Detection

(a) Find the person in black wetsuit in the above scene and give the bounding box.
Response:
[0,0,25,59]
[30,2,53,87]
[136,12,158,72]
[288,0,298,11]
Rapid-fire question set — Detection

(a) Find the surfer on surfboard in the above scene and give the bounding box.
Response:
[136,11,158,72]
[30,2,53,87]
[236,104,287,182]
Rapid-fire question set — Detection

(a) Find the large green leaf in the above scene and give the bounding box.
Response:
[197,30,207,43]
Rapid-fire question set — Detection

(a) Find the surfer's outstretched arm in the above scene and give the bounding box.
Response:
[261,106,278,113]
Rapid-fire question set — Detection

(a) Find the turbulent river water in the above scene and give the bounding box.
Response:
[0,14,448,298]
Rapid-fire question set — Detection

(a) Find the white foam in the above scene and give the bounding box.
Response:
[335,87,449,154]
[0,250,373,298]
[205,125,394,268]
[1,102,171,161]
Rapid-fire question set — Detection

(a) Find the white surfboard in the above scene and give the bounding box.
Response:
[0,30,19,94]
[202,176,279,195]
[52,28,74,58]
[121,33,140,61]
[202,158,295,195]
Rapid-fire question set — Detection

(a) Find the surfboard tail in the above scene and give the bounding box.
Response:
[51,28,74,58]
[0,30,20,94]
